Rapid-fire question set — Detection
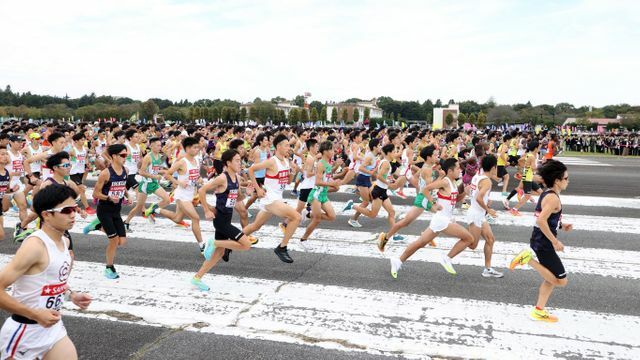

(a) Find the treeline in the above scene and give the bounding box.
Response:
[1,85,639,129]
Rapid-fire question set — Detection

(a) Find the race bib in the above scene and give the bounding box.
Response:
[132,152,141,163]
[12,160,24,175]
[0,181,8,198]
[277,170,289,191]
[226,189,238,208]
[108,180,127,200]
[449,192,458,205]
[188,169,199,187]
[39,282,66,311]
[150,165,161,175]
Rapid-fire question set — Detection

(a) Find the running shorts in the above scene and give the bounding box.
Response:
[0,316,67,360]
[355,174,372,188]
[532,247,567,279]
[97,204,126,238]
[522,181,541,194]
[497,166,508,178]
[307,188,329,204]
[138,180,160,195]
[298,188,312,203]
[126,174,138,190]
[429,213,453,232]
[466,208,487,227]
[213,213,243,240]
[69,173,84,186]
[413,193,432,211]
[371,185,388,201]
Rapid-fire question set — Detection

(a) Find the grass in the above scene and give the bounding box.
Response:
[558,150,638,158]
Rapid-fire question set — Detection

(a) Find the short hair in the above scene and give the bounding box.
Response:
[538,160,567,188]
[481,154,497,172]
[273,134,289,148]
[47,132,65,144]
[319,140,333,153]
[107,144,127,156]
[306,138,318,150]
[46,151,70,169]
[253,133,267,148]
[420,145,435,160]
[368,138,380,150]
[442,158,458,173]
[527,140,540,152]
[72,132,85,142]
[182,136,198,149]
[125,129,137,140]
[382,144,395,155]
[221,149,239,167]
[114,130,125,139]
[149,137,161,145]
[33,184,77,222]
[228,139,245,151]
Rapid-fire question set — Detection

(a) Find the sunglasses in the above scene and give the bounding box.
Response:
[56,163,71,168]
[117,153,128,158]
[47,205,79,215]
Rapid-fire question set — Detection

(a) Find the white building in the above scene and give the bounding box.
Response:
[433,104,460,130]
[325,101,383,122]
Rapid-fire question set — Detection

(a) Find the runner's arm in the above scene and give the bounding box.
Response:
[0,238,46,319]
[92,169,111,201]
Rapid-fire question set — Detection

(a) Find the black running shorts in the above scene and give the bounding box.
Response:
[533,247,567,279]
[213,213,243,241]
[497,166,508,178]
[126,174,139,190]
[371,185,389,201]
[70,173,84,186]
[97,204,126,239]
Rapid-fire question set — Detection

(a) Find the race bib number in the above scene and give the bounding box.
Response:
[150,165,160,175]
[188,169,200,187]
[132,152,141,163]
[0,181,8,198]
[277,170,289,191]
[108,180,127,200]
[12,160,24,175]
[39,282,67,311]
[226,189,238,208]
[449,192,458,205]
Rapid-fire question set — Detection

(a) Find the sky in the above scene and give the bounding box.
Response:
[1,0,638,107]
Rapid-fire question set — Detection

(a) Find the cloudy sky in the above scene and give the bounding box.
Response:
[1,0,638,107]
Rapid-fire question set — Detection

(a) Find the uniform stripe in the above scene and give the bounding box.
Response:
[10,323,27,357]
[5,323,23,353]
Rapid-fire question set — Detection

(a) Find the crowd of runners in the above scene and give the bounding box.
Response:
[0,120,574,359]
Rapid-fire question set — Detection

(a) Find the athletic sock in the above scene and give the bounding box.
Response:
[506,189,517,200]
[106,265,116,272]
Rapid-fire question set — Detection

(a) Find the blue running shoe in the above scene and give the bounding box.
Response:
[83,218,101,234]
[342,199,354,212]
[392,234,406,241]
[104,268,120,279]
[191,277,210,291]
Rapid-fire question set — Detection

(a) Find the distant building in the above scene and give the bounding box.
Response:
[433,104,459,130]
[325,100,383,122]
[563,117,621,133]
[240,101,304,119]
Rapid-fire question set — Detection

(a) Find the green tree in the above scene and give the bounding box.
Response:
[310,107,319,122]
[353,108,360,123]
[211,107,220,121]
[249,107,258,121]
[363,107,370,120]
[468,113,477,125]
[162,106,187,122]
[300,108,309,122]
[288,108,300,124]
[341,108,349,122]
[487,105,519,125]
[320,106,327,121]
[331,107,338,122]
[240,107,247,121]
[445,113,454,127]
[293,95,305,107]
[477,112,487,128]
[457,113,467,124]
[141,99,159,121]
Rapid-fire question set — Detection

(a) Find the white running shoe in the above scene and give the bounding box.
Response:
[439,253,457,275]
[348,219,362,228]
[502,198,511,210]
[390,257,402,278]
[300,208,310,225]
[482,268,504,278]
[497,181,503,187]
[299,239,311,252]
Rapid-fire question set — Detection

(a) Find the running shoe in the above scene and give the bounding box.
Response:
[83,218,101,234]
[529,307,558,323]
[300,208,310,225]
[104,268,120,279]
[175,220,190,228]
[191,277,210,291]
[247,211,253,219]
[515,173,522,180]
[13,224,24,239]
[26,194,33,208]
[516,188,524,202]
[10,199,18,212]
[279,222,287,235]
[439,253,457,275]
[377,232,388,252]
[203,239,215,260]
[249,235,258,245]
[14,228,35,243]
[392,234,405,241]
[147,214,157,224]
[529,196,537,204]
[461,203,470,210]
[428,239,437,247]
[395,190,407,199]
[299,239,311,252]
[347,219,362,228]
[486,214,496,224]
[502,198,511,210]
[497,181,504,187]
[390,257,402,279]
[144,203,159,218]
[395,212,404,221]
[501,191,509,197]
[124,222,131,232]
[222,249,232,262]
[509,249,532,270]
[274,246,294,263]
[85,206,96,215]
[199,242,206,256]
[510,208,522,216]
[169,191,175,203]
[342,199,354,212]
[290,189,298,197]
[482,268,504,278]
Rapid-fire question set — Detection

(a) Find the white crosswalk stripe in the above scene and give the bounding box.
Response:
[3,184,639,359]
[555,156,613,167]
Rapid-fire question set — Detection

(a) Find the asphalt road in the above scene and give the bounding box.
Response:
[0,155,638,359]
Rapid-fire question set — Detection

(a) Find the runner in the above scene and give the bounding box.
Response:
[6,136,30,239]
[344,137,379,227]
[93,144,129,279]
[389,158,472,278]
[378,145,442,252]
[244,133,270,211]
[463,154,503,277]
[122,129,142,217]
[0,148,17,241]
[0,184,92,360]
[280,138,318,232]
[297,140,342,250]
[191,149,253,291]
[509,140,542,216]
[163,137,205,254]
[243,133,301,263]
[510,160,572,322]
[69,132,96,215]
